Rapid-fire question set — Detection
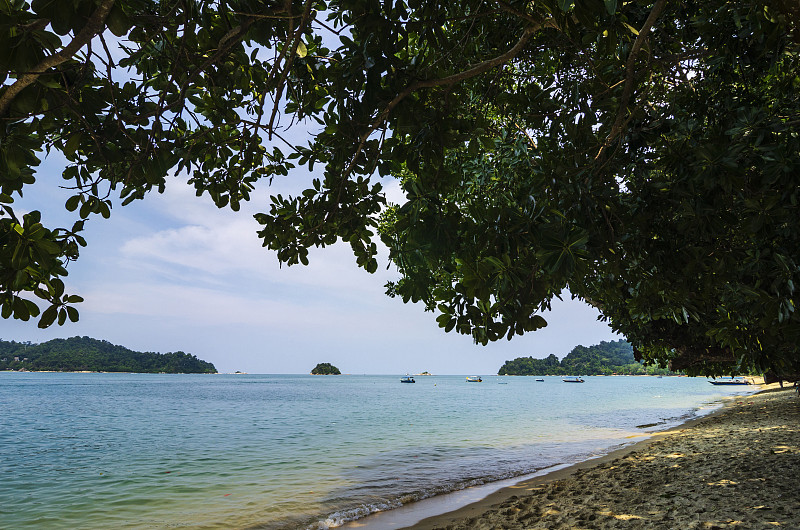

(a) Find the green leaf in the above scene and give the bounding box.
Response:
[13,297,30,320]
[621,22,639,36]
[39,305,58,328]
[79,200,92,219]
[23,299,40,318]
[106,3,131,37]
[52,278,65,298]
[65,195,81,212]
[604,0,617,15]
[99,201,111,219]
[11,241,29,269]
[64,133,81,157]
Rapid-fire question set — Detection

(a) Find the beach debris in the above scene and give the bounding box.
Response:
[614,513,642,520]
[707,479,738,486]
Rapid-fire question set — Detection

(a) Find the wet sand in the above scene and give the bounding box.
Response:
[397,385,799,529]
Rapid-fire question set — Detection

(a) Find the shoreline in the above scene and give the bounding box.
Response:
[342,382,793,529]
[406,384,798,529]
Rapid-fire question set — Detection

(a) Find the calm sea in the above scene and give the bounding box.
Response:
[0,373,756,529]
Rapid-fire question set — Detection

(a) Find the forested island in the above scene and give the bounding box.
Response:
[0,337,217,373]
[311,363,341,375]
[498,340,678,376]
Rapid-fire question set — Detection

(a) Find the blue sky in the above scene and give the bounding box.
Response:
[3,151,621,375]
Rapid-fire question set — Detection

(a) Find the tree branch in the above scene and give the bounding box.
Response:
[0,0,116,118]
[602,0,667,150]
[22,18,51,33]
[495,0,551,27]
[267,0,315,139]
[343,21,552,179]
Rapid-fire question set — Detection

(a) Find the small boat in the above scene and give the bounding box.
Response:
[400,375,415,383]
[708,379,750,385]
[535,379,544,382]
[562,377,585,383]
[466,376,482,382]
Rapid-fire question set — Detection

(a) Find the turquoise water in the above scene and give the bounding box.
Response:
[0,373,756,529]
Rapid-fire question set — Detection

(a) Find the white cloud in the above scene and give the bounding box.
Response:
[115,179,398,299]
[81,280,360,326]
[120,218,268,275]
[383,178,405,205]
[5,164,622,374]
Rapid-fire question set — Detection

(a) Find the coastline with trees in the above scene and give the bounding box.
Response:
[0,336,217,373]
[498,340,680,376]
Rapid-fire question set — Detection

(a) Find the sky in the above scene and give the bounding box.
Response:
[2,145,622,374]
[2,21,622,373]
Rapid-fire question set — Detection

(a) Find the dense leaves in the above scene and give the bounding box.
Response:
[0,336,217,372]
[1,1,799,376]
[377,1,800,376]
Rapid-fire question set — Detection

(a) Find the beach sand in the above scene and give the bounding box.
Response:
[400,386,800,529]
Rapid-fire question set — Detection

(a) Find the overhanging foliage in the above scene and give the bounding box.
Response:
[1,0,798,376]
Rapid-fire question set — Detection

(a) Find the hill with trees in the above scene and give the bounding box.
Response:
[498,340,678,376]
[1,1,798,378]
[310,363,341,375]
[0,337,217,373]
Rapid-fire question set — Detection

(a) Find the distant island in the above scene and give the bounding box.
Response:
[311,362,341,375]
[498,339,679,376]
[0,336,217,373]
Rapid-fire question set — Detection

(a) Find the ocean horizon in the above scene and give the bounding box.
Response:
[0,372,757,529]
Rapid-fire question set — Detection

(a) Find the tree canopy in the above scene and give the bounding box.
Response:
[310,362,341,375]
[498,339,677,376]
[1,0,799,376]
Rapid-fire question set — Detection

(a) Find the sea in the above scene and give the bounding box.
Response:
[0,372,758,529]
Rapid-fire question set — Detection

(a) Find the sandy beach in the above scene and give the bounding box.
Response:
[398,385,799,529]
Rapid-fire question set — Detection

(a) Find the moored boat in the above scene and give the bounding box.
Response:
[466,376,482,382]
[708,379,750,385]
[400,375,415,383]
[562,377,585,383]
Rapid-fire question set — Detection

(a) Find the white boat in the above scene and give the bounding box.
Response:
[400,375,415,383]
[708,378,750,386]
[466,376,482,382]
